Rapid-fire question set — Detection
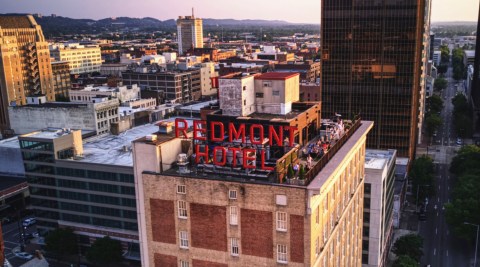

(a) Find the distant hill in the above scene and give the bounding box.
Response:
[432,21,477,26]
[0,14,307,37]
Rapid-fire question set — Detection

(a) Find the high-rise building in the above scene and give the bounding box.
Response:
[0,15,55,136]
[321,0,431,159]
[177,10,203,55]
[472,1,480,130]
[51,61,71,100]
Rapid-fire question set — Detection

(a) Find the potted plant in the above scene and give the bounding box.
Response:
[298,164,306,185]
[286,164,295,184]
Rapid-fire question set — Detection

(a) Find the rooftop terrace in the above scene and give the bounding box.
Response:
[161,117,366,188]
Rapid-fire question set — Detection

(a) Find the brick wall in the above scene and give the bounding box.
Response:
[290,214,304,263]
[150,199,176,244]
[192,259,228,267]
[240,208,273,258]
[190,203,227,251]
[154,253,177,267]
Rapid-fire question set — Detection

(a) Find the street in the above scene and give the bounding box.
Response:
[419,65,475,267]
[2,218,39,267]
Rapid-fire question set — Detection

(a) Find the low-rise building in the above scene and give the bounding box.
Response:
[69,84,140,103]
[50,43,102,74]
[300,83,321,102]
[254,72,300,115]
[8,98,119,135]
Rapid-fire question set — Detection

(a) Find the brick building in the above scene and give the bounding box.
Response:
[51,61,72,100]
[275,60,320,83]
[134,118,372,267]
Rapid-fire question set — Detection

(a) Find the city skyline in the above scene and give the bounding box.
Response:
[1,0,479,24]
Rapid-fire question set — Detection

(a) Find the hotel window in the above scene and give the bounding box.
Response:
[180,260,189,267]
[277,244,288,263]
[255,92,264,98]
[177,185,186,194]
[179,231,189,249]
[229,190,237,200]
[230,206,238,225]
[315,236,320,255]
[316,207,320,224]
[178,200,187,219]
[276,211,287,232]
[231,238,239,256]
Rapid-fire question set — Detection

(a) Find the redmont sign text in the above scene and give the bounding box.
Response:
[175,118,298,171]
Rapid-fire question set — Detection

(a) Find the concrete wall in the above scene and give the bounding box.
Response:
[254,76,299,115]
[8,106,96,135]
[0,138,24,176]
[219,76,255,117]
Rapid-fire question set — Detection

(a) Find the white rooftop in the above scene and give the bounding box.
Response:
[177,100,217,112]
[21,129,72,140]
[0,136,20,148]
[365,149,396,170]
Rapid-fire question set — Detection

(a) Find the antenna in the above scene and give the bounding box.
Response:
[192,7,194,18]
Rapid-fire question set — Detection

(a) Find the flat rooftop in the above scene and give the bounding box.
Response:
[21,129,73,140]
[0,136,20,148]
[177,100,218,112]
[254,72,299,80]
[365,149,396,170]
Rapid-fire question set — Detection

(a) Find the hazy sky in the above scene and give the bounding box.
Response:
[1,0,479,24]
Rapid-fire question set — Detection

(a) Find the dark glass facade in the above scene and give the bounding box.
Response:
[19,138,137,232]
[321,0,428,159]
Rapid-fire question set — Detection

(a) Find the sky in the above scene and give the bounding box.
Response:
[1,0,479,24]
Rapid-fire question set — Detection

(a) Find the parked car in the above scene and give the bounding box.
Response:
[15,252,33,260]
[22,218,36,227]
[456,138,463,145]
[22,232,39,239]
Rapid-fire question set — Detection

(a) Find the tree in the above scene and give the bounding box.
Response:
[436,64,448,75]
[45,228,78,259]
[426,95,444,114]
[86,236,123,266]
[409,156,435,201]
[393,255,419,267]
[298,164,305,180]
[425,113,443,138]
[434,77,447,91]
[392,234,424,261]
[452,94,473,138]
[287,164,294,179]
[440,45,450,63]
[445,145,480,241]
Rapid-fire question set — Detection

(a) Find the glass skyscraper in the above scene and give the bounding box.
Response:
[321,0,430,159]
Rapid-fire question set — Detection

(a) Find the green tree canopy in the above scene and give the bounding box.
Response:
[409,155,435,201]
[86,236,123,267]
[446,145,480,242]
[425,113,443,138]
[452,94,473,138]
[436,64,448,75]
[434,77,448,91]
[392,234,424,261]
[45,228,78,258]
[440,45,450,63]
[426,95,444,114]
[393,255,419,267]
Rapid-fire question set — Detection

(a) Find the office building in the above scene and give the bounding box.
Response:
[0,15,55,136]
[472,0,480,116]
[50,43,102,75]
[275,60,321,83]
[321,0,431,159]
[9,97,119,135]
[177,10,203,55]
[122,69,201,104]
[362,149,396,267]
[51,61,71,100]
[17,125,166,259]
